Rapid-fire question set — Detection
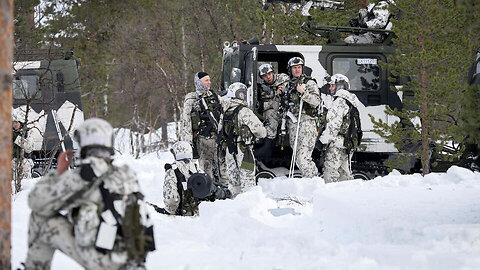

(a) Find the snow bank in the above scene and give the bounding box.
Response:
[11,153,480,270]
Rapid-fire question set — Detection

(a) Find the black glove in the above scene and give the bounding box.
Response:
[214,186,232,200]
[80,164,96,181]
[349,18,360,27]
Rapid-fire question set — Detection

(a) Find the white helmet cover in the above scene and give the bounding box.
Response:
[330,73,350,90]
[12,109,26,123]
[226,82,248,101]
[287,57,304,68]
[258,63,274,77]
[171,141,193,160]
[74,118,114,152]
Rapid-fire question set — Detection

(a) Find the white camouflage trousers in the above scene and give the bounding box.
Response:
[225,144,256,197]
[264,109,279,139]
[25,213,127,270]
[323,146,353,183]
[12,157,33,180]
[197,135,228,186]
[288,117,318,178]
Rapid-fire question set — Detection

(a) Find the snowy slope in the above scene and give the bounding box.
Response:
[11,152,480,270]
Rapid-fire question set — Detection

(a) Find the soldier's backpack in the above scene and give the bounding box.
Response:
[342,98,363,153]
[98,182,156,263]
[218,105,255,171]
[219,105,244,156]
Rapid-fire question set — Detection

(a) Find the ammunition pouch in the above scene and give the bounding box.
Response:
[240,147,255,172]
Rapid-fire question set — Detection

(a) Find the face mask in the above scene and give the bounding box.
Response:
[194,73,209,95]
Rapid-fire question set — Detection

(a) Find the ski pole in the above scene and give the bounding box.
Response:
[289,99,303,178]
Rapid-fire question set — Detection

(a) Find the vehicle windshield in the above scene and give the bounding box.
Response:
[223,50,240,91]
[333,57,381,91]
[13,75,41,99]
[245,51,254,88]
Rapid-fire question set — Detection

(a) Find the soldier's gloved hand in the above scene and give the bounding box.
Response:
[215,187,232,200]
[57,150,73,175]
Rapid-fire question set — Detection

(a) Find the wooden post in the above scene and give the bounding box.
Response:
[0,0,14,268]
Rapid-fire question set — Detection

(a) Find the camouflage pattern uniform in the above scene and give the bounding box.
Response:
[345,1,392,44]
[26,157,153,270]
[163,159,203,216]
[181,89,227,184]
[223,98,267,197]
[259,73,289,139]
[286,75,321,178]
[12,127,34,179]
[319,89,360,183]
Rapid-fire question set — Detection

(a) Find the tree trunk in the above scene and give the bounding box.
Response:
[181,11,187,137]
[418,34,430,175]
[0,1,13,268]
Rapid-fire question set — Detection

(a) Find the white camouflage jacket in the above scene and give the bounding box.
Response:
[222,98,267,143]
[28,157,152,251]
[260,73,290,112]
[319,89,360,148]
[163,160,203,215]
[181,90,220,145]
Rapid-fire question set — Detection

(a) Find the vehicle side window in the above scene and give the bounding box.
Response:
[13,75,41,99]
[332,57,381,91]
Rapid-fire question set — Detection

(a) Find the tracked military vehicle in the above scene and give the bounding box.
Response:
[221,36,402,179]
[13,50,85,177]
[220,0,417,179]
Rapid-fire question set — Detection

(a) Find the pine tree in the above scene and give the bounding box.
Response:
[370,0,475,174]
[457,0,480,146]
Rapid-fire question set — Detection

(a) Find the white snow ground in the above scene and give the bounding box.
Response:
[11,151,480,270]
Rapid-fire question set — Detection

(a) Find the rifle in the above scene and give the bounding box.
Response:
[146,201,171,215]
[199,97,219,135]
[278,80,299,150]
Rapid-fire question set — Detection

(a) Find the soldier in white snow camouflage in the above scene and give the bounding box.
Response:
[345,1,393,44]
[163,141,231,215]
[221,82,267,197]
[258,64,289,139]
[25,118,154,270]
[320,74,360,183]
[181,72,227,184]
[279,57,321,178]
[163,141,204,216]
[12,109,34,181]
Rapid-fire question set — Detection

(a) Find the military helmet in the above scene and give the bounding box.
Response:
[287,57,304,68]
[12,109,26,123]
[170,141,193,161]
[258,63,274,77]
[226,82,248,101]
[330,73,350,90]
[74,118,114,154]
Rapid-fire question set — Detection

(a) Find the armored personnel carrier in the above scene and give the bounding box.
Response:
[13,50,85,177]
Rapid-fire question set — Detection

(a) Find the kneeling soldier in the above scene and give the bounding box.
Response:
[25,118,155,270]
[163,141,231,216]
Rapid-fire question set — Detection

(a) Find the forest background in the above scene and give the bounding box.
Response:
[13,0,480,172]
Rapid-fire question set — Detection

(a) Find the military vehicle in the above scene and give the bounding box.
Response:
[13,50,85,177]
[468,48,480,86]
[221,1,480,179]
[219,1,419,179]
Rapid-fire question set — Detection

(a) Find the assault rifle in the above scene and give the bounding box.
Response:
[199,97,220,136]
[278,80,300,150]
